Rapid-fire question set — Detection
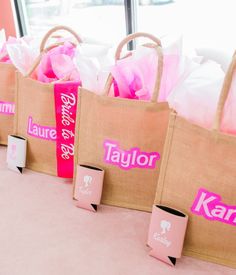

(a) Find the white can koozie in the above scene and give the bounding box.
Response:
[7,135,27,173]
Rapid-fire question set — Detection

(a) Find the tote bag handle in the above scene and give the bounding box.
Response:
[213,51,236,132]
[26,25,82,77]
[40,25,82,52]
[103,32,163,103]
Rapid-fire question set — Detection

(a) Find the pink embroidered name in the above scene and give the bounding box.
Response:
[0,101,15,115]
[27,116,56,141]
[103,140,160,170]
[191,188,236,226]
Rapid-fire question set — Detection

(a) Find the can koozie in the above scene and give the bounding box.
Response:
[147,205,188,266]
[73,164,105,212]
[7,135,27,173]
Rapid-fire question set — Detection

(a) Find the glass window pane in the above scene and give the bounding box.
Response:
[24,0,126,44]
[138,0,235,51]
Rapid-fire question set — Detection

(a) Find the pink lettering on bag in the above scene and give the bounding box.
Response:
[103,139,160,170]
[191,188,236,226]
[54,82,80,178]
[0,101,15,115]
[27,116,56,141]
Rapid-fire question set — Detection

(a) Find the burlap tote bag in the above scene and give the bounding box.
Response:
[73,33,170,211]
[0,60,15,145]
[14,26,82,176]
[155,53,236,268]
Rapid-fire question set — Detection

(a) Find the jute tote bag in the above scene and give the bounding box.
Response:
[14,26,82,177]
[0,61,15,145]
[73,33,170,211]
[155,53,236,268]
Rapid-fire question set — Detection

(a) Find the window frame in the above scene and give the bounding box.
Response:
[15,0,138,50]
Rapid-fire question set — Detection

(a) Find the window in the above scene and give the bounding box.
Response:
[15,0,236,51]
[137,0,236,51]
[17,0,128,45]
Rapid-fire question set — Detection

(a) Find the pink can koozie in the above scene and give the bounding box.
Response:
[147,205,188,266]
[74,164,105,212]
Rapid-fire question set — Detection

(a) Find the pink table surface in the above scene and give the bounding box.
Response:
[0,146,235,275]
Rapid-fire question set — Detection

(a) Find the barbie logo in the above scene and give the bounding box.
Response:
[10,144,17,160]
[160,220,171,234]
[78,175,93,195]
[153,220,172,248]
[83,175,93,187]
[103,140,160,170]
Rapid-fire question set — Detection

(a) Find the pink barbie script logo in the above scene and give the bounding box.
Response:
[191,188,236,226]
[27,116,56,141]
[57,91,76,160]
[0,101,15,115]
[54,82,79,178]
[103,140,160,170]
